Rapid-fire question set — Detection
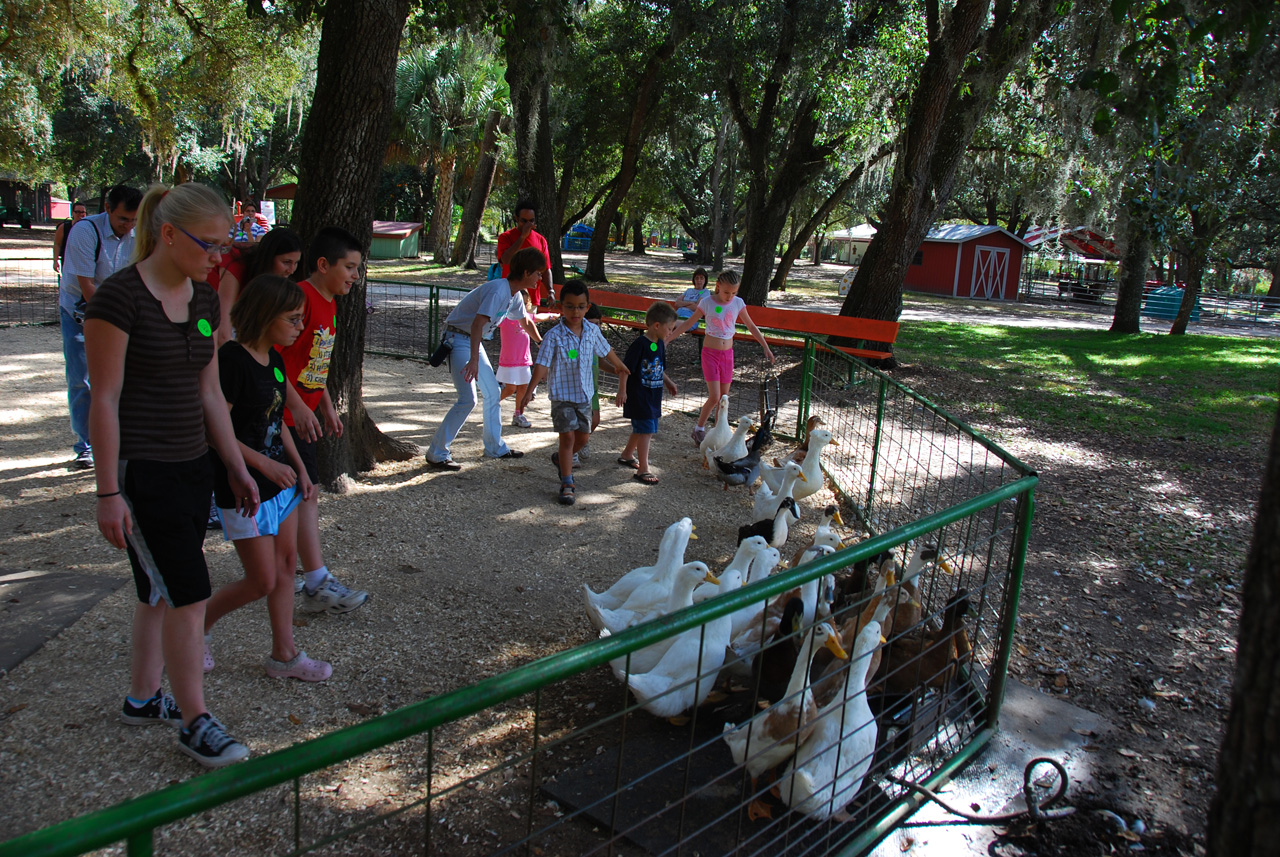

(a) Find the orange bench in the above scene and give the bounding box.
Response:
[583,289,900,362]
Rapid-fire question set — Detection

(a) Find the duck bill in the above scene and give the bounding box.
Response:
[832,510,845,526]
[938,560,954,574]
[824,633,850,661]
[885,570,896,586]
[703,571,721,585]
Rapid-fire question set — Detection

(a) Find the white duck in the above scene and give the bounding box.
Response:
[707,416,755,470]
[777,620,882,822]
[722,621,849,820]
[761,428,836,503]
[608,562,719,677]
[596,553,717,635]
[721,546,784,677]
[625,569,741,719]
[790,504,846,569]
[729,556,835,663]
[752,461,805,524]
[583,518,695,627]
[698,395,733,466]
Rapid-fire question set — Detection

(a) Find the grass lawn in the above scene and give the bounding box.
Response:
[896,323,1280,445]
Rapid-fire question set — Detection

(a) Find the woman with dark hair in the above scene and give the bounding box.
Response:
[213,228,304,346]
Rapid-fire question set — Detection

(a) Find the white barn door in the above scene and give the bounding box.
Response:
[970,245,1010,299]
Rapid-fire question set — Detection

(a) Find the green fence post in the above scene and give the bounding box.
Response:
[428,286,439,346]
[984,487,1037,730]
[797,337,815,438]
[125,831,152,857]
[865,374,887,517]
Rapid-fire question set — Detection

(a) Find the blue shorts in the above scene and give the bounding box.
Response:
[217,485,302,541]
[631,417,660,435]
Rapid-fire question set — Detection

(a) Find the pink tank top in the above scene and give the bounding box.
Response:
[499,316,531,367]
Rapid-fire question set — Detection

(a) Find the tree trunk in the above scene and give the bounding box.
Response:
[505,6,564,283]
[430,152,457,263]
[586,7,691,282]
[452,111,504,269]
[630,218,646,254]
[1171,209,1217,336]
[812,233,823,266]
[1268,263,1280,299]
[1111,205,1149,334]
[289,0,417,489]
[770,148,890,291]
[839,0,1061,333]
[1206,399,1280,856]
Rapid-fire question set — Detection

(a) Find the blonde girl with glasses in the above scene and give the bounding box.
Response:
[202,274,332,685]
[84,182,260,767]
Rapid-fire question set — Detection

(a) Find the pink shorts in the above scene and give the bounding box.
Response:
[700,346,735,384]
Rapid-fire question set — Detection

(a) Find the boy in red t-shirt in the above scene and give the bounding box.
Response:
[277,226,370,615]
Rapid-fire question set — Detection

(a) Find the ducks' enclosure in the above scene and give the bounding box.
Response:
[2,281,1037,857]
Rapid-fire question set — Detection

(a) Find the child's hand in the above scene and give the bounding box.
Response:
[665,378,679,396]
[518,389,533,411]
[322,402,343,438]
[292,407,322,442]
[262,458,298,491]
[615,392,626,407]
[298,471,316,502]
[764,347,776,365]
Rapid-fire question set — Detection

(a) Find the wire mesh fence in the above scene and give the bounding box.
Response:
[0,257,59,327]
[0,287,1036,857]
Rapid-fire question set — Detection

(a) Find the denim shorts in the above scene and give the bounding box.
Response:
[551,400,593,433]
[631,417,660,435]
[217,484,302,541]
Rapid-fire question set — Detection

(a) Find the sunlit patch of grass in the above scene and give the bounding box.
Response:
[898,323,1280,444]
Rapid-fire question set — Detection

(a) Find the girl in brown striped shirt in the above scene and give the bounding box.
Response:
[85,182,260,768]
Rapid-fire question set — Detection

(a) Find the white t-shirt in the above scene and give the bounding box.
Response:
[446,279,527,340]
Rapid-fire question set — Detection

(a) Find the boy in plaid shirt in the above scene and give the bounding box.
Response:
[522,282,628,505]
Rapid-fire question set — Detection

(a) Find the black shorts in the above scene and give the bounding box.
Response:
[120,456,214,608]
[288,415,320,483]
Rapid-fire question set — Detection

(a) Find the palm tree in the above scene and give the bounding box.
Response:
[396,35,507,264]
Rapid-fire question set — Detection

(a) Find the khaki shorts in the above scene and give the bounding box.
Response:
[550,400,592,433]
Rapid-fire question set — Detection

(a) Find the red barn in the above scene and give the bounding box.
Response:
[903,224,1031,301]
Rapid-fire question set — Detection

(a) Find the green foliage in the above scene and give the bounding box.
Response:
[898,322,1280,443]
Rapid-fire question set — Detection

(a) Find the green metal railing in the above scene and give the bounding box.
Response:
[1,291,1036,857]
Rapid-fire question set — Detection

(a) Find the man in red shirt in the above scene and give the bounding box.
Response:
[495,200,554,306]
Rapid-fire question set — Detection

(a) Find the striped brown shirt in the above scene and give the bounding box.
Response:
[85,265,221,462]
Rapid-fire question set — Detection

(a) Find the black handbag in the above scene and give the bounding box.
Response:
[428,338,450,367]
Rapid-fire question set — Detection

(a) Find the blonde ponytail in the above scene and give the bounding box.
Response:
[131,183,231,263]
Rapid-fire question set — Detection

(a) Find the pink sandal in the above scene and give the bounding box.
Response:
[265,651,333,682]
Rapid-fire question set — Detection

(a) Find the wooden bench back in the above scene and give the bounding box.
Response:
[748,305,899,344]
[586,289,899,344]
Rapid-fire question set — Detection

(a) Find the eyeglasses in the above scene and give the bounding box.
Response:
[178,226,233,256]
[280,314,305,328]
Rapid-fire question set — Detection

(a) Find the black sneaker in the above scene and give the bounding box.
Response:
[120,690,183,727]
[179,713,249,768]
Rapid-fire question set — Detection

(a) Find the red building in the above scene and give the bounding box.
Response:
[903,225,1031,301]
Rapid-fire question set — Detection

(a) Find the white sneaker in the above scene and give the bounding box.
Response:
[300,573,369,615]
[511,413,531,428]
[294,576,305,594]
[577,443,591,461]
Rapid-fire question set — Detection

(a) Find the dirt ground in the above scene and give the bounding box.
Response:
[0,233,1268,855]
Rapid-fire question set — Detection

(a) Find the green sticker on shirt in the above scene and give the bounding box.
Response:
[274,367,285,383]
[197,318,212,337]
[714,306,723,313]
[650,342,658,351]
[568,349,579,359]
